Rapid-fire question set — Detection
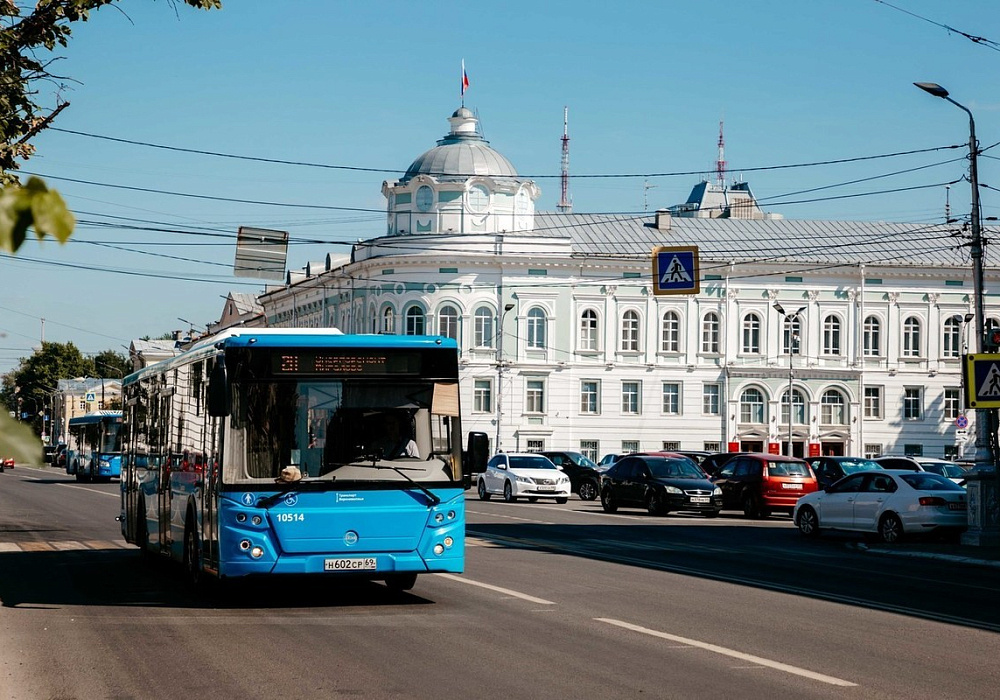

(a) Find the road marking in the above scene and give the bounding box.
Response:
[596,618,857,687]
[0,540,127,553]
[55,483,119,498]
[436,574,556,605]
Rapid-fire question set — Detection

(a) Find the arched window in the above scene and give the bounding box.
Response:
[781,388,807,425]
[740,388,766,423]
[660,310,680,353]
[527,307,547,349]
[942,315,962,358]
[821,389,847,425]
[405,306,425,336]
[823,315,841,355]
[620,310,640,351]
[474,307,494,348]
[579,309,599,351]
[438,304,460,341]
[381,306,395,335]
[863,316,881,356]
[742,313,761,354]
[782,316,802,355]
[903,316,921,357]
[702,312,720,354]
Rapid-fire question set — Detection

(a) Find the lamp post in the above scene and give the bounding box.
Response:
[774,303,806,457]
[495,303,515,453]
[915,82,992,466]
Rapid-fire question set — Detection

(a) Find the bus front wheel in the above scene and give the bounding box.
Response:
[183,516,203,589]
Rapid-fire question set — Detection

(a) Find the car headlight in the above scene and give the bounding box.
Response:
[559,476,570,484]
[664,485,683,495]
[515,474,533,484]
[713,486,722,496]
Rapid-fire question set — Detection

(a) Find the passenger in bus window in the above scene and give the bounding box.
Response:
[383,412,419,459]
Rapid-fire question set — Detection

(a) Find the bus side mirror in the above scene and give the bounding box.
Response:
[207,357,230,417]
[463,432,490,489]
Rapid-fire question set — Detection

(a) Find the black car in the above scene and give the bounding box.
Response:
[698,451,747,478]
[807,456,883,490]
[599,454,721,517]
[538,450,602,500]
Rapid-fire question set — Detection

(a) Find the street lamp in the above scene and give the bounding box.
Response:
[915,82,991,466]
[495,303,515,453]
[774,303,806,457]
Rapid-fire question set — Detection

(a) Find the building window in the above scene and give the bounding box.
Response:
[821,389,847,425]
[781,388,806,425]
[704,441,721,452]
[526,379,545,413]
[702,312,720,354]
[904,444,924,457]
[902,316,921,358]
[739,387,766,424]
[622,381,641,414]
[903,387,923,419]
[822,315,841,356]
[527,307,547,349]
[942,315,962,358]
[742,313,761,354]
[864,443,882,459]
[474,307,494,348]
[661,383,680,414]
[579,309,599,351]
[703,384,721,415]
[622,440,640,453]
[405,306,425,335]
[864,386,883,419]
[662,441,680,451]
[580,440,598,462]
[438,304,460,341]
[660,311,680,353]
[782,316,802,355]
[620,310,640,351]
[525,439,544,452]
[944,387,960,421]
[473,379,492,413]
[580,380,600,415]
[381,306,395,334]
[863,316,881,357]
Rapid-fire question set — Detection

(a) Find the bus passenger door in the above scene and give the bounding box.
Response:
[157,394,173,551]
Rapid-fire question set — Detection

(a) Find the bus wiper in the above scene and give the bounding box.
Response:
[360,457,441,507]
[257,479,331,509]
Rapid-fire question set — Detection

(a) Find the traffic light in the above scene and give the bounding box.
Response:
[985,328,1000,352]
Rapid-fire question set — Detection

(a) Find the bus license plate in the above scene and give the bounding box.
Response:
[325,557,377,571]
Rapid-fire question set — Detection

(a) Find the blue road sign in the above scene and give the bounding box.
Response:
[963,354,1000,408]
[652,246,700,296]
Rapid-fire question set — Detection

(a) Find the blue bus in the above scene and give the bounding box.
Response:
[67,411,123,482]
[118,329,484,591]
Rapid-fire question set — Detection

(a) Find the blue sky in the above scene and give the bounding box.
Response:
[2,0,998,374]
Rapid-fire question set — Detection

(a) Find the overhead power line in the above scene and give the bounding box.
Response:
[873,0,1000,52]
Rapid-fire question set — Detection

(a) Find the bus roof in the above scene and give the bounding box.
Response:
[68,411,123,426]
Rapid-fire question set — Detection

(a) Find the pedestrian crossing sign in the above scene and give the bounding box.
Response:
[652,246,700,296]
[963,354,1000,408]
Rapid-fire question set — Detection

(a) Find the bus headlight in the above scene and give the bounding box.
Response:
[434,513,445,523]
[251,515,263,525]
[236,513,247,523]
[99,459,110,468]
[443,536,454,548]
[433,544,445,555]
[250,546,264,559]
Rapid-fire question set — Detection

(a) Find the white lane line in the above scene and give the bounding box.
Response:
[55,483,119,498]
[437,574,557,605]
[596,618,857,688]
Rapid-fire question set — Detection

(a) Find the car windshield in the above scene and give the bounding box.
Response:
[919,462,966,478]
[648,458,706,479]
[900,472,965,491]
[509,456,557,470]
[567,453,599,469]
[767,461,810,477]
[839,459,882,474]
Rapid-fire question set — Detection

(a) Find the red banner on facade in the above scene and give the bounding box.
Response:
[727,441,740,453]
[808,442,821,457]
[767,442,780,455]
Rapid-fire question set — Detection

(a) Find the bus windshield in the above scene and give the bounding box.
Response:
[224,378,459,485]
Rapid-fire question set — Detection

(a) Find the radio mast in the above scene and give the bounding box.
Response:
[715,119,727,188]
[557,106,572,213]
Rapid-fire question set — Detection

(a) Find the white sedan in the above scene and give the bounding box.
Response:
[477,453,572,503]
[793,469,967,543]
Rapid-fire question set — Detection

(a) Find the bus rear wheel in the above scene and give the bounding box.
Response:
[385,573,417,592]
[183,516,203,589]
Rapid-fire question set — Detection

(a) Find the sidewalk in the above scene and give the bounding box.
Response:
[852,541,1000,569]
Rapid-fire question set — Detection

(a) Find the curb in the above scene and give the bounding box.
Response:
[851,542,1000,570]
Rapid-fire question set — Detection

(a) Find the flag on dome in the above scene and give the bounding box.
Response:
[461,59,469,97]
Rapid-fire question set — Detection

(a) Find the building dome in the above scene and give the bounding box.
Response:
[401,108,518,182]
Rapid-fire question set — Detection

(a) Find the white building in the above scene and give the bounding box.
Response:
[256,107,997,462]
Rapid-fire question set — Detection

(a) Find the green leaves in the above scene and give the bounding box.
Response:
[0,411,43,466]
[0,176,75,253]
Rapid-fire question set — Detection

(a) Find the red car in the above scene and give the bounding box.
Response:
[712,453,818,518]
[0,457,14,472]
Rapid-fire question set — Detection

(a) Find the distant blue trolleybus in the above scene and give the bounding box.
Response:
[67,411,123,482]
[118,329,484,591]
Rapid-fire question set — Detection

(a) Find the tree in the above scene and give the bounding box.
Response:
[92,349,130,379]
[0,0,221,253]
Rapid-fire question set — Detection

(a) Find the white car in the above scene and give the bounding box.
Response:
[477,453,572,503]
[793,470,968,543]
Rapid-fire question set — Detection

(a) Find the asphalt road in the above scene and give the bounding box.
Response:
[1,465,998,699]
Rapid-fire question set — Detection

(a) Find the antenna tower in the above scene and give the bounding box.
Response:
[557,106,572,213]
[715,119,727,188]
